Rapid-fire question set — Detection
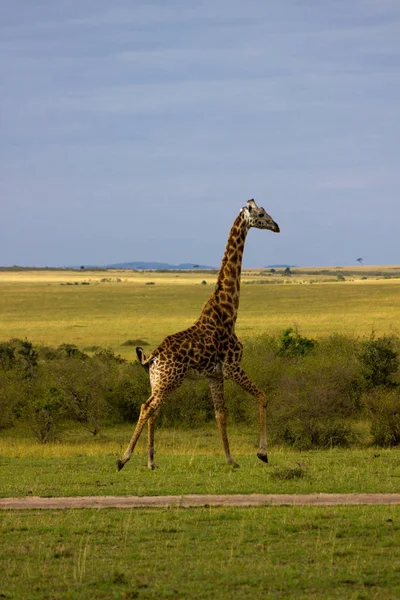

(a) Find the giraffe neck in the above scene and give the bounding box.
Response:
[198,209,249,328]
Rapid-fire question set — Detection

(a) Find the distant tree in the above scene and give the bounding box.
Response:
[356,258,363,265]
[270,268,276,273]
[193,264,199,268]
[284,267,292,276]
[80,265,85,270]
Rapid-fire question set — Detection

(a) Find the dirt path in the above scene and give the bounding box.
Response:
[1,493,400,509]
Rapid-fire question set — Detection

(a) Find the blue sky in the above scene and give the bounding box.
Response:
[1,0,399,267]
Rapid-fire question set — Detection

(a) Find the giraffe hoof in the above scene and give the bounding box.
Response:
[228,460,240,468]
[257,452,268,464]
[116,459,125,472]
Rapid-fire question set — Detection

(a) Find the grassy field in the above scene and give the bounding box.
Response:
[2,267,400,599]
[0,267,400,359]
[1,425,400,498]
[1,505,400,599]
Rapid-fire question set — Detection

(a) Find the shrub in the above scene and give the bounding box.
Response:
[26,386,66,443]
[160,380,215,427]
[359,334,399,388]
[280,416,356,450]
[52,352,114,435]
[20,361,66,443]
[7,338,38,376]
[243,333,363,449]
[121,338,149,347]
[2,332,400,445]
[277,328,316,358]
[365,388,400,447]
[105,362,148,423]
[0,370,21,429]
[271,463,307,480]
[0,342,15,370]
[56,343,87,360]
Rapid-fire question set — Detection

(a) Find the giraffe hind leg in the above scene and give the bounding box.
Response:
[117,393,163,471]
[117,365,184,472]
[147,408,160,470]
[208,377,239,468]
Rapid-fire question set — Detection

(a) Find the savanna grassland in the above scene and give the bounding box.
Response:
[1,267,400,599]
[0,265,399,359]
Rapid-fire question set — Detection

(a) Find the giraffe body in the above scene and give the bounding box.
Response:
[117,199,279,471]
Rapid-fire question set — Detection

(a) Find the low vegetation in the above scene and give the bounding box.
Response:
[1,330,400,449]
[1,269,400,599]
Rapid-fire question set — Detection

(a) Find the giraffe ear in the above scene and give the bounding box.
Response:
[247,199,258,211]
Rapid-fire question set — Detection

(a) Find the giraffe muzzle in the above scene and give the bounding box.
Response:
[271,221,280,233]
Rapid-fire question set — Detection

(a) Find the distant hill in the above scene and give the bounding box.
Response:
[265,264,298,269]
[106,261,216,270]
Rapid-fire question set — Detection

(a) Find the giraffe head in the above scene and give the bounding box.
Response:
[243,199,280,233]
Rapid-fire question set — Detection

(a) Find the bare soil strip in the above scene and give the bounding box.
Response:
[1,493,400,510]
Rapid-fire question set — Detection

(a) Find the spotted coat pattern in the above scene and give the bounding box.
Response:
[117,199,280,471]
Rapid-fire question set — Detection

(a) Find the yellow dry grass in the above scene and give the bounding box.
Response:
[0,267,399,360]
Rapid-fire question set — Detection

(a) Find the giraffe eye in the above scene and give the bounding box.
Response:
[259,213,265,218]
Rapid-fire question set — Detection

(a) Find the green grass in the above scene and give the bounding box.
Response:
[1,269,400,359]
[2,269,400,598]
[1,426,400,497]
[1,506,400,599]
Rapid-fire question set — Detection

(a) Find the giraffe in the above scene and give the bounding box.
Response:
[117,199,279,471]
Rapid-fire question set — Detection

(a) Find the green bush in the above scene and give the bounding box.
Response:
[160,380,215,427]
[277,328,316,358]
[0,340,150,439]
[51,349,125,435]
[26,386,66,443]
[105,362,148,423]
[21,363,66,443]
[0,331,399,446]
[359,334,399,388]
[242,332,364,448]
[0,370,21,429]
[1,338,38,376]
[365,388,400,447]
[0,342,15,370]
[0,339,40,429]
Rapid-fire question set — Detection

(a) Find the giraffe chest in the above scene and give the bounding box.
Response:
[183,332,240,379]
[184,341,224,378]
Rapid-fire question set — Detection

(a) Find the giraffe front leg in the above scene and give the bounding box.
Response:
[224,363,269,464]
[257,398,269,464]
[208,377,239,468]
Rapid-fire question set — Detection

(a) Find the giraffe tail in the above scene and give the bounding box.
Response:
[136,347,150,370]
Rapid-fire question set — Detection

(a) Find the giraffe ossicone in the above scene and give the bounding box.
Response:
[117,199,279,472]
